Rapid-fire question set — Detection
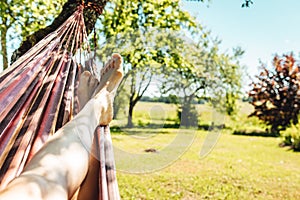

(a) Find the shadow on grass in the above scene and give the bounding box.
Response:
[110,123,228,135]
[110,126,170,135]
[279,142,300,152]
[198,124,228,131]
[233,130,279,137]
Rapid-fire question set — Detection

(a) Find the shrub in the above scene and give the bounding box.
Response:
[248,54,300,133]
[281,124,300,151]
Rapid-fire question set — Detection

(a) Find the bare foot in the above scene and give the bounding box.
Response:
[77,53,123,110]
[78,71,99,110]
[92,53,123,125]
[93,53,123,96]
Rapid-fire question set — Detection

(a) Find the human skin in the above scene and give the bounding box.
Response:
[0,54,123,200]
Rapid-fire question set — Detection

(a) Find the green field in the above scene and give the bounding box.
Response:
[111,102,300,199]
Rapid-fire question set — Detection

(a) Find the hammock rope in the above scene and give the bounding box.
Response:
[0,6,119,199]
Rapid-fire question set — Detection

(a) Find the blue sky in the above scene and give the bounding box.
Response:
[182,0,300,84]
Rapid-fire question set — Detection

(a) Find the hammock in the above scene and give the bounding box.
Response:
[0,6,119,199]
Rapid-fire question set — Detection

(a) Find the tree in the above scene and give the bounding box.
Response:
[2,0,109,66]
[3,0,245,128]
[0,0,67,70]
[248,54,300,133]
[3,0,205,128]
[160,31,243,126]
[97,0,198,127]
[209,47,244,116]
[3,0,252,70]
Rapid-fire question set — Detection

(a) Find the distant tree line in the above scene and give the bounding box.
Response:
[140,95,206,105]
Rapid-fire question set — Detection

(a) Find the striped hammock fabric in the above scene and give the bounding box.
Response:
[0,6,119,199]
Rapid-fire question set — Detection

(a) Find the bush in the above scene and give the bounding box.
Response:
[281,124,300,151]
[248,54,300,133]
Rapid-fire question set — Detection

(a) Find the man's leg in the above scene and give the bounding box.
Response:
[0,54,123,200]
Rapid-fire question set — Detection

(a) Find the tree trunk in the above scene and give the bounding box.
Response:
[179,96,198,127]
[125,68,153,128]
[127,102,134,128]
[126,71,136,128]
[0,25,8,70]
[11,0,108,63]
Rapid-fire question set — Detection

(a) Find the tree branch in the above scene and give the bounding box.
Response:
[139,73,153,99]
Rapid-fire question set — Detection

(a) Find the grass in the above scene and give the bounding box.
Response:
[111,101,300,199]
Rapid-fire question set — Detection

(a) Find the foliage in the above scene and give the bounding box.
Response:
[209,47,244,115]
[0,0,66,69]
[0,0,65,38]
[248,54,300,133]
[159,30,243,126]
[97,0,199,127]
[241,0,253,7]
[281,124,300,151]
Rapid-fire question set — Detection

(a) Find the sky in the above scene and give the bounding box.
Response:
[181,0,300,87]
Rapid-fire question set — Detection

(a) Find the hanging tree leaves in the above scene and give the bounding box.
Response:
[9,0,109,64]
[0,0,67,70]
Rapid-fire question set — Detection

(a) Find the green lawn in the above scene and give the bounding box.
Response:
[111,102,300,199]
